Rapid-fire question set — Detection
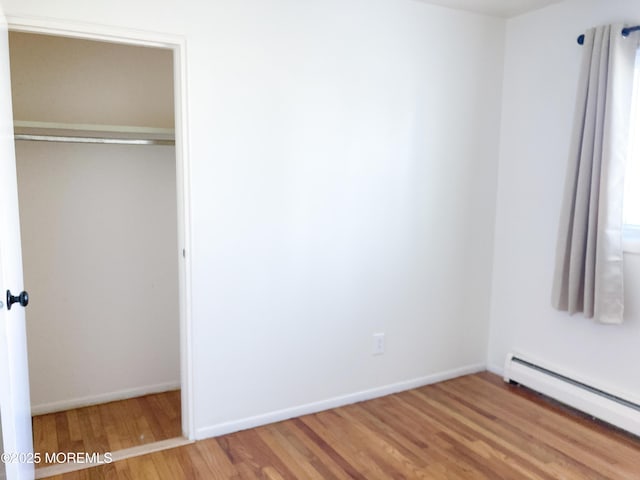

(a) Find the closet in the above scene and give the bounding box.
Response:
[8,32,182,464]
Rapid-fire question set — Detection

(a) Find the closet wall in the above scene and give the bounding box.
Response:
[9,33,180,413]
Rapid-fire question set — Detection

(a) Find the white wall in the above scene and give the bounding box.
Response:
[489,0,640,401]
[1,0,505,437]
[9,33,180,412]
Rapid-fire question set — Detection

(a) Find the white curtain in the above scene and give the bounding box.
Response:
[552,24,638,324]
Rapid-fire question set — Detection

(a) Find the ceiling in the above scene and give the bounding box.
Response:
[416,0,563,18]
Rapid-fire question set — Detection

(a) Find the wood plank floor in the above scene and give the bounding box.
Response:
[33,390,182,467]
[45,373,640,479]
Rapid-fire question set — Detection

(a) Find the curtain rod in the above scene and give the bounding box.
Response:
[577,25,640,45]
[14,134,175,146]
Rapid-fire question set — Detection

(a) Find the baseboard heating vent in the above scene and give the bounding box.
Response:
[503,353,640,437]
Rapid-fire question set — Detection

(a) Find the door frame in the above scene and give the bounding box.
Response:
[5,15,195,440]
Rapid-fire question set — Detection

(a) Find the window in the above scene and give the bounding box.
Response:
[623,48,640,253]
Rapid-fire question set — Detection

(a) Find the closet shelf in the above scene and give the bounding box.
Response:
[13,120,175,146]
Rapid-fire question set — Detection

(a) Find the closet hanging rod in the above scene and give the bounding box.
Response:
[14,134,175,146]
[13,121,175,145]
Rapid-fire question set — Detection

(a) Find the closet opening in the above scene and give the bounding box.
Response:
[7,28,192,474]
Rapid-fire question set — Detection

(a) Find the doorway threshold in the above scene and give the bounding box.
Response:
[34,436,193,479]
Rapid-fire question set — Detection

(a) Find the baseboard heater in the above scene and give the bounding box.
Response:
[503,353,640,437]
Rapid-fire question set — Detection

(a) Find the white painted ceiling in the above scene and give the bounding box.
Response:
[417,0,563,18]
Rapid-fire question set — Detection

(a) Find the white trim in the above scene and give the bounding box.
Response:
[6,15,195,440]
[195,363,486,439]
[173,29,195,442]
[34,437,193,479]
[30,382,181,416]
[7,15,183,47]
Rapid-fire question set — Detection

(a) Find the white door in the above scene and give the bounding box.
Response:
[0,7,35,480]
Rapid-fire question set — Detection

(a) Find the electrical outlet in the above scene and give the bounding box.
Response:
[372,333,385,355]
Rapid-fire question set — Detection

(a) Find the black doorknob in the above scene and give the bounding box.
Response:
[6,290,29,310]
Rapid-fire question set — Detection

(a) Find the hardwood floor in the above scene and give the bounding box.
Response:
[33,390,182,467]
[45,373,640,479]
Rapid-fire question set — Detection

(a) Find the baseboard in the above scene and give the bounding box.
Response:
[196,363,486,439]
[31,381,181,415]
